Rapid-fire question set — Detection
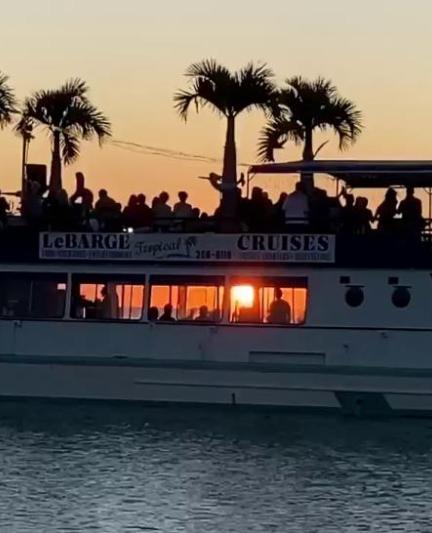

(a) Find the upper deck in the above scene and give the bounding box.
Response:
[3,160,432,269]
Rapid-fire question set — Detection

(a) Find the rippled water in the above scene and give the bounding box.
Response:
[0,403,432,532]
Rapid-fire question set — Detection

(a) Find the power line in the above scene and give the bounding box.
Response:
[110,139,251,167]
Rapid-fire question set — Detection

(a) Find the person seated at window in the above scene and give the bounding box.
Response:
[397,186,424,238]
[159,303,176,322]
[194,305,210,322]
[148,306,159,321]
[375,188,398,233]
[100,285,119,320]
[267,288,291,325]
[282,182,309,228]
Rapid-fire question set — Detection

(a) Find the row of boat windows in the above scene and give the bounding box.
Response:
[0,273,308,325]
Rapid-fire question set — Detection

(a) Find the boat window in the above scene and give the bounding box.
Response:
[149,275,224,322]
[0,272,67,319]
[229,277,307,325]
[71,275,145,320]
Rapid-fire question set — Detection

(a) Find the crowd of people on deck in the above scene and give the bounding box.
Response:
[0,171,425,237]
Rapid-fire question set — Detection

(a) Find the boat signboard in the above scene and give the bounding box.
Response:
[39,232,336,263]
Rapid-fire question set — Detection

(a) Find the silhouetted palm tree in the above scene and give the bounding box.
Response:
[258,77,362,185]
[0,73,17,128]
[17,78,111,191]
[174,59,277,217]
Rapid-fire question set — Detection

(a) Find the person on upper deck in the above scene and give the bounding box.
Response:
[282,181,309,228]
[267,288,291,325]
[397,186,423,237]
[339,189,357,234]
[354,196,373,234]
[136,194,153,228]
[122,195,139,228]
[0,192,10,229]
[70,172,94,209]
[159,303,176,322]
[153,192,172,231]
[375,187,398,233]
[173,191,193,219]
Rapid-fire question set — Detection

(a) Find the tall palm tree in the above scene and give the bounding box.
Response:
[0,72,17,128]
[17,78,111,191]
[174,59,277,218]
[258,76,362,187]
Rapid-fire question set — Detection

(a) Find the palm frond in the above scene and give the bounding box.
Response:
[174,70,231,119]
[63,100,111,142]
[0,73,17,127]
[257,117,304,162]
[18,78,111,164]
[265,76,363,158]
[61,132,80,165]
[185,59,232,83]
[232,62,277,116]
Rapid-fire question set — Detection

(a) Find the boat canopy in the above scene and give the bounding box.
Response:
[248,160,432,188]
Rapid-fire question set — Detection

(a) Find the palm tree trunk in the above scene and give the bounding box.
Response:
[221,115,237,222]
[301,127,314,193]
[50,130,62,192]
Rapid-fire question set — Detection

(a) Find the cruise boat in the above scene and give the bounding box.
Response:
[1,160,432,416]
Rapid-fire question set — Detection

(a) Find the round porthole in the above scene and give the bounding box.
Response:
[345,287,364,308]
[392,287,411,308]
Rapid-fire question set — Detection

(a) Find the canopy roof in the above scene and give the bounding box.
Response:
[248,160,432,188]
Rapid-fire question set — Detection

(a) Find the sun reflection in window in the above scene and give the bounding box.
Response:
[231,285,255,308]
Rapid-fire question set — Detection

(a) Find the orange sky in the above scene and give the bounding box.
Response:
[1,0,432,212]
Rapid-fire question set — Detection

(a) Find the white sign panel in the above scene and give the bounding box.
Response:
[39,233,336,263]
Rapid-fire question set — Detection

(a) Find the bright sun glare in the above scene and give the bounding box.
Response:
[232,285,255,308]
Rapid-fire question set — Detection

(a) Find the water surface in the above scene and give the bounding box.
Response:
[0,402,431,532]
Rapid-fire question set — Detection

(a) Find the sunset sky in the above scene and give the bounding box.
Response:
[1,0,432,212]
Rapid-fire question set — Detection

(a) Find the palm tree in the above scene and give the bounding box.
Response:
[17,78,111,191]
[0,72,17,128]
[258,76,362,187]
[174,59,277,218]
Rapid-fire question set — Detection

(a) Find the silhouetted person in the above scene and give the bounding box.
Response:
[282,182,309,228]
[159,303,175,322]
[194,305,210,321]
[95,189,117,230]
[0,192,10,229]
[310,187,330,231]
[153,192,172,231]
[70,172,94,209]
[136,194,153,228]
[340,190,357,234]
[122,195,139,228]
[274,192,287,229]
[375,188,398,233]
[148,306,159,321]
[355,197,373,234]
[173,191,193,219]
[100,285,119,319]
[267,288,291,324]
[397,186,423,238]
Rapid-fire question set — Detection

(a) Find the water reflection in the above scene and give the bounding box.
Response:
[1,402,432,532]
